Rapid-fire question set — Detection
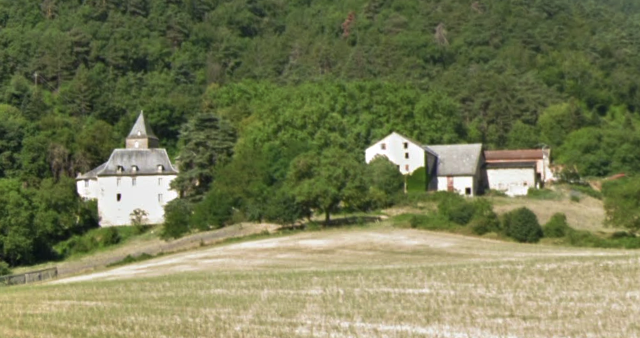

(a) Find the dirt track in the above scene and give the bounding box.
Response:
[54,227,628,284]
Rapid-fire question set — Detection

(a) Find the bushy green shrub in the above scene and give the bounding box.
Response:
[0,261,11,276]
[437,193,474,225]
[503,207,543,243]
[469,199,500,235]
[161,199,194,239]
[603,177,640,231]
[263,189,307,225]
[391,213,455,231]
[526,189,562,200]
[100,227,121,246]
[485,189,508,197]
[107,253,154,267]
[610,231,634,239]
[543,213,572,238]
[190,189,234,231]
[367,157,405,198]
[565,229,606,247]
[53,226,140,258]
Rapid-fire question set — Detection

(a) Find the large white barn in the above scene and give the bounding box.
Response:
[76,113,179,226]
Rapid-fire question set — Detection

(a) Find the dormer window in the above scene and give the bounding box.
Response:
[157,165,164,173]
[137,131,141,136]
[132,165,139,174]
[117,166,124,174]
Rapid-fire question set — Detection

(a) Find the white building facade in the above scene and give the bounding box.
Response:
[76,113,179,226]
[485,163,537,197]
[365,132,433,175]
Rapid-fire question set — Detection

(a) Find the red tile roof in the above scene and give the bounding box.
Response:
[484,149,549,161]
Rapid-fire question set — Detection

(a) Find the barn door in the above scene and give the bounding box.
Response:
[447,176,454,192]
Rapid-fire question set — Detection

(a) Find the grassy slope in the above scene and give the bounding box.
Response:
[1,225,639,337]
[11,223,278,276]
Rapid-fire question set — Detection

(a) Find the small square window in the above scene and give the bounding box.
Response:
[465,188,472,195]
[117,193,122,202]
[403,142,408,149]
[132,178,137,186]
[405,153,409,159]
[381,143,386,150]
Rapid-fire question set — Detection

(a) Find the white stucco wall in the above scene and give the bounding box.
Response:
[97,174,179,227]
[365,132,426,175]
[76,179,100,200]
[436,176,476,196]
[486,168,536,196]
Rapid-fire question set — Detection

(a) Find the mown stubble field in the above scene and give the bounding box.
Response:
[1,226,639,338]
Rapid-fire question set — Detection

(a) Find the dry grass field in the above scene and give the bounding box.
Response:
[490,195,610,233]
[2,225,640,337]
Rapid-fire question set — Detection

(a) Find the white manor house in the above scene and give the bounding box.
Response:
[76,112,179,226]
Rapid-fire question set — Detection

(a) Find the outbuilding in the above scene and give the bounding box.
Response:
[485,161,537,197]
[427,144,484,196]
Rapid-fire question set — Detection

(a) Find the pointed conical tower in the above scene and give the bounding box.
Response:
[126,111,159,149]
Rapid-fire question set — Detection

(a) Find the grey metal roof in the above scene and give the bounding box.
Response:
[77,162,107,180]
[128,112,158,139]
[426,143,483,176]
[96,148,178,176]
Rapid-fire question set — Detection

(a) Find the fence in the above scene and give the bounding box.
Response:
[0,267,58,287]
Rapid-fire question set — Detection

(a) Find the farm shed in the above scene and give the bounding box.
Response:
[426,144,484,197]
[485,161,537,196]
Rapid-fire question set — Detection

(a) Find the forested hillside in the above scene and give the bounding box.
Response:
[2,0,640,264]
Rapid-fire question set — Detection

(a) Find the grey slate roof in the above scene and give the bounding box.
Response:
[128,112,158,139]
[425,143,483,176]
[82,149,178,177]
[77,162,107,180]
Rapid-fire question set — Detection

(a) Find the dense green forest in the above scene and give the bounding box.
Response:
[2,0,640,265]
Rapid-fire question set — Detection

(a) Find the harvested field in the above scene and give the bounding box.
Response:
[2,226,639,337]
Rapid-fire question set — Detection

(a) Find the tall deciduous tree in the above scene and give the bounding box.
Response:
[288,149,369,223]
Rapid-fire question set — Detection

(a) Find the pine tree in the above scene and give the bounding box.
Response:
[172,113,236,199]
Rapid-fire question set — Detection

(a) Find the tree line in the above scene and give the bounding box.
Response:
[2,0,640,264]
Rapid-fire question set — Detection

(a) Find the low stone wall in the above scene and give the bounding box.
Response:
[0,267,58,287]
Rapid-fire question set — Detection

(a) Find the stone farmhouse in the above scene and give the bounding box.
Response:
[365,132,484,196]
[365,132,554,197]
[76,112,179,226]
